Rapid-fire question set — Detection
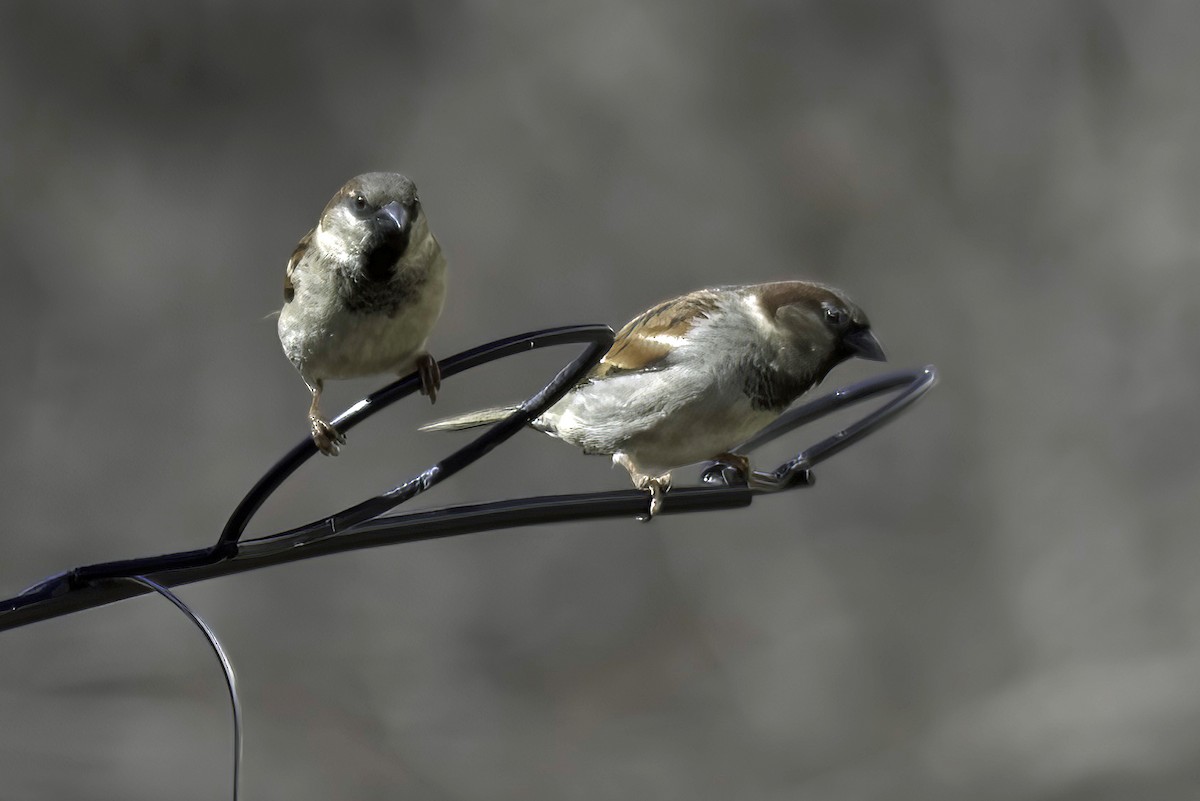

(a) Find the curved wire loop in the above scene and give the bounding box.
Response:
[128,576,242,801]
[699,364,938,488]
[0,320,936,633]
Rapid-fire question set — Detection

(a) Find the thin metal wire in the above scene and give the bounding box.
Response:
[700,365,938,487]
[0,324,937,801]
[219,324,618,549]
[128,576,242,801]
[0,324,937,632]
[47,325,614,585]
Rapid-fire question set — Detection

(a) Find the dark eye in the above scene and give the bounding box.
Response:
[824,306,847,327]
[352,194,368,213]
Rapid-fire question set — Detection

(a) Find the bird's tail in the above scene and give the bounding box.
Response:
[418,405,522,432]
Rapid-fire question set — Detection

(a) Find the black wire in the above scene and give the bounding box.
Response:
[59,325,614,586]
[129,577,242,801]
[220,324,617,548]
[0,322,936,633]
[700,365,938,486]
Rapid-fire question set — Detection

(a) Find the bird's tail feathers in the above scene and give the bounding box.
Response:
[419,405,522,432]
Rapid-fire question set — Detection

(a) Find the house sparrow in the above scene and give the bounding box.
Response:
[278,172,447,455]
[421,281,885,516]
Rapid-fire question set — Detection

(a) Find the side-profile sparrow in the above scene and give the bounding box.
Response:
[421,281,885,516]
[278,172,447,455]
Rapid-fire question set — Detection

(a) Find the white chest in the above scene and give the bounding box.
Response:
[278,263,446,382]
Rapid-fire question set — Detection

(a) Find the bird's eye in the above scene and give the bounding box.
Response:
[824,306,847,326]
[352,194,368,213]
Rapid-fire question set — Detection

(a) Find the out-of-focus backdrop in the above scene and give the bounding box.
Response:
[3,2,1199,799]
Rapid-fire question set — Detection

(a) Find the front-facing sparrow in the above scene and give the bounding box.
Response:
[421,281,885,516]
[278,172,447,455]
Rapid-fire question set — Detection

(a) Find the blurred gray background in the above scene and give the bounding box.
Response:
[2,2,1199,799]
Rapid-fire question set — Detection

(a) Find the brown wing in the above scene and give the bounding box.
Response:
[589,288,723,380]
[283,229,313,303]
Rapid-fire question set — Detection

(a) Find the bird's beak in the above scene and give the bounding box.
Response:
[844,327,887,362]
[375,201,411,236]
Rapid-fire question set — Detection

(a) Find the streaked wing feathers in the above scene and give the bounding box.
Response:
[284,229,313,303]
[589,288,722,380]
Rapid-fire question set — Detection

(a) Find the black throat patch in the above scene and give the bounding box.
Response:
[362,240,405,283]
[742,358,817,413]
[339,266,428,316]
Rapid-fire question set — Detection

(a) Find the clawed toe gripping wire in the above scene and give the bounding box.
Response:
[0,324,936,798]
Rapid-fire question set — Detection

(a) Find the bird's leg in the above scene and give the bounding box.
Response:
[415,353,441,404]
[614,453,671,520]
[307,378,345,456]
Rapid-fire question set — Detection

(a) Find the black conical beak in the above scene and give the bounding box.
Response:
[375,201,411,237]
[361,201,414,281]
[844,327,886,362]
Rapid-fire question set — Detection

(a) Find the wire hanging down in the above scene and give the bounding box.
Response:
[0,324,936,632]
[128,576,243,801]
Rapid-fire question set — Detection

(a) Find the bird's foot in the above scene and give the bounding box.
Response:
[416,353,441,404]
[635,473,672,521]
[702,452,755,486]
[715,452,752,480]
[310,415,346,456]
[702,452,812,491]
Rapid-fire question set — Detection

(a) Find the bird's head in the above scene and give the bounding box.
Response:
[756,281,886,381]
[315,172,426,282]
